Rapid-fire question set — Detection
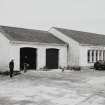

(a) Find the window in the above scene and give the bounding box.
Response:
[99,50,101,60]
[103,50,105,60]
[88,50,90,62]
[96,50,98,61]
[87,50,104,63]
[92,50,94,62]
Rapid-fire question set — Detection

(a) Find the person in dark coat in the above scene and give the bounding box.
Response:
[9,59,14,78]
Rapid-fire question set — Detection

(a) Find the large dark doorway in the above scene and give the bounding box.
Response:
[20,47,37,70]
[46,49,59,69]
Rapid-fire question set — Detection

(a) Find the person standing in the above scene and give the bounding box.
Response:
[9,59,14,78]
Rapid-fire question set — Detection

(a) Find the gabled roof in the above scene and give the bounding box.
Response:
[0,25,65,45]
[54,27,105,46]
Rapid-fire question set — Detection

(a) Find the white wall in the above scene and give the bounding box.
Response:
[0,32,11,71]
[79,46,89,67]
[10,42,67,70]
[49,28,80,66]
[59,47,67,68]
[9,44,20,70]
[37,47,46,69]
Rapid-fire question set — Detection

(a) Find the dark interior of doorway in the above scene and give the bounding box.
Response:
[20,47,37,70]
[46,49,59,69]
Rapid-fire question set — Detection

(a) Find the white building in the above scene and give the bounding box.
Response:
[0,26,67,71]
[49,27,105,69]
[0,25,105,71]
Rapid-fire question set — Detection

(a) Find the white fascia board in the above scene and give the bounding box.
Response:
[9,41,67,47]
[0,32,10,43]
[79,43,105,47]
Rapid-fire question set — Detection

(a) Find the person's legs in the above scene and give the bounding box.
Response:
[10,68,13,78]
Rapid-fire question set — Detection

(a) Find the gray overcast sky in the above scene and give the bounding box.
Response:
[0,0,105,34]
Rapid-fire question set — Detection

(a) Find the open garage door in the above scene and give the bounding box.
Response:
[46,49,59,69]
[20,47,37,70]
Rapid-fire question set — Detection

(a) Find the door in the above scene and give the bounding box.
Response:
[46,49,59,69]
[20,47,37,70]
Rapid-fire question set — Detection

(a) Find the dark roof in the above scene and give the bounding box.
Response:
[0,25,65,45]
[54,27,105,46]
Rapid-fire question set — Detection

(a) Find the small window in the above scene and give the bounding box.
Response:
[103,51,105,61]
[96,50,98,61]
[87,50,90,63]
[92,50,94,62]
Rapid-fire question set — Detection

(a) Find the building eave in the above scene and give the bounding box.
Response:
[79,43,105,47]
[9,40,67,47]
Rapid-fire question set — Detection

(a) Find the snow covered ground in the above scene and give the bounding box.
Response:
[0,69,105,105]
